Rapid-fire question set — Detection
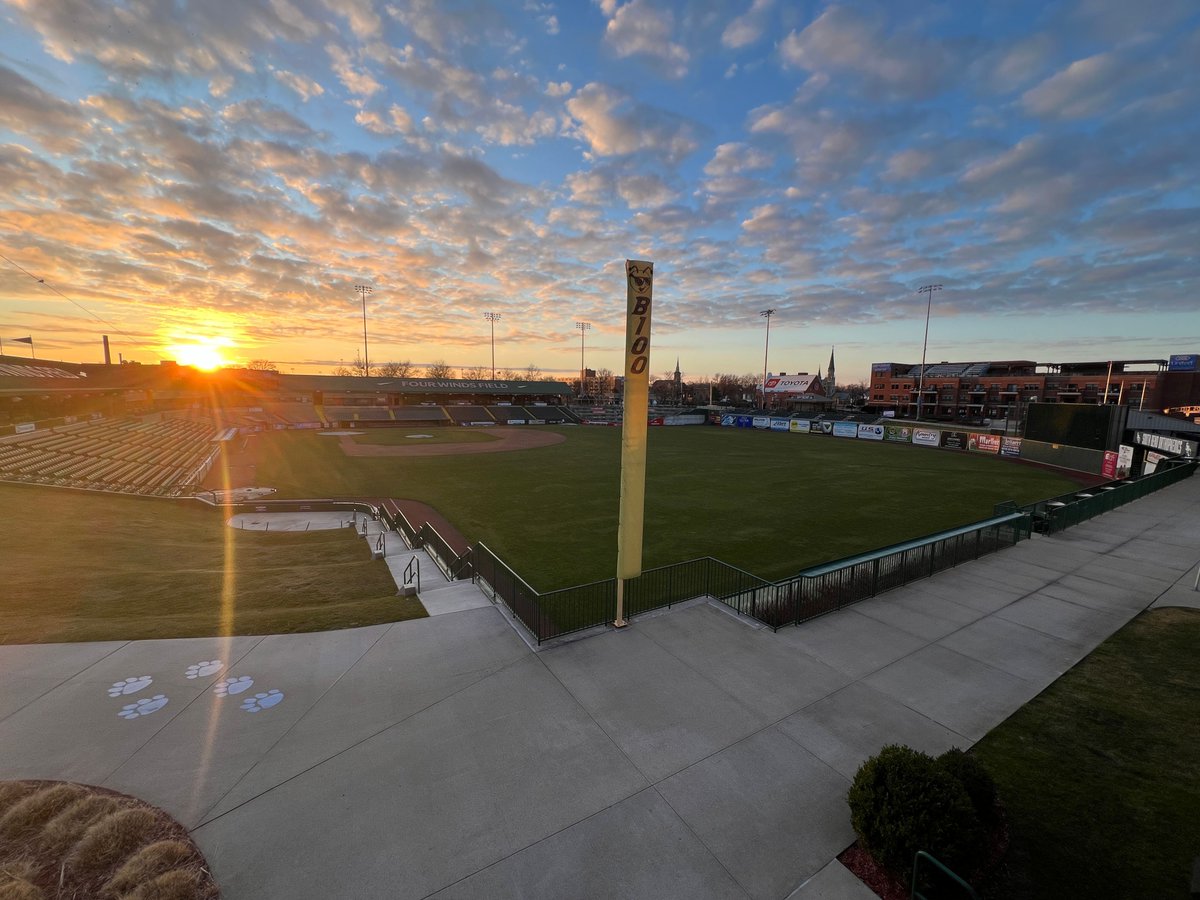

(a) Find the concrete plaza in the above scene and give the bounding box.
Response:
[1,476,1197,899]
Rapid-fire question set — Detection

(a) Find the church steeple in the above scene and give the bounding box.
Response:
[827,346,836,403]
[674,358,682,403]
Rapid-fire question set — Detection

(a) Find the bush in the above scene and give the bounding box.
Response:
[937,747,999,824]
[848,744,988,876]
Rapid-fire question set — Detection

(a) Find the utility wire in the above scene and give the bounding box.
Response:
[0,251,162,358]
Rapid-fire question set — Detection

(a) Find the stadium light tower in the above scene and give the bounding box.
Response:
[484,312,502,379]
[575,321,591,399]
[916,284,942,420]
[354,284,373,377]
[760,309,776,410]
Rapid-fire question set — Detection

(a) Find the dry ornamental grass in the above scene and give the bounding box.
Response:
[0,782,218,900]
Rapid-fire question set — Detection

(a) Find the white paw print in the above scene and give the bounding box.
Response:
[213,676,254,697]
[108,676,152,698]
[185,660,224,679]
[241,690,283,713]
[118,694,169,719]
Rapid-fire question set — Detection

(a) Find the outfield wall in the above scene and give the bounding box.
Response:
[717,414,1030,464]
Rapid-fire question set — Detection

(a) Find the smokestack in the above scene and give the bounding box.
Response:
[102,335,111,365]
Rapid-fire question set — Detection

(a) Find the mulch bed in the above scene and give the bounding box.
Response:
[0,779,219,899]
[838,803,1010,899]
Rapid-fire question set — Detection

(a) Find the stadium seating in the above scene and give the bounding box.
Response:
[324,406,394,422]
[390,406,451,423]
[445,406,495,425]
[0,416,221,497]
[522,406,580,424]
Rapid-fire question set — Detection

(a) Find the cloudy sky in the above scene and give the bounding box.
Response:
[0,0,1197,382]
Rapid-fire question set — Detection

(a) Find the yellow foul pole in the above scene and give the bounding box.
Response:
[615,259,654,627]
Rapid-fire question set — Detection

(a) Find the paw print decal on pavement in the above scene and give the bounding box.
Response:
[108,676,152,697]
[241,690,283,713]
[213,676,255,697]
[185,660,224,679]
[118,695,169,719]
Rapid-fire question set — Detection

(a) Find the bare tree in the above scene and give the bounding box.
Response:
[460,365,490,380]
[336,349,370,377]
[523,363,542,380]
[246,359,278,372]
[425,360,455,378]
[377,360,414,378]
[498,368,520,380]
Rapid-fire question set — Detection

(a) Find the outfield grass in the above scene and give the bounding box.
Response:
[0,484,425,644]
[252,426,1081,590]
[974,607,1200,899]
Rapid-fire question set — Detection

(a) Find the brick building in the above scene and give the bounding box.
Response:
[867,356,1200,422]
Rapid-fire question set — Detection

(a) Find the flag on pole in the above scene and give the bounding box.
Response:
[11,337,32,344]
[616,260,654,583]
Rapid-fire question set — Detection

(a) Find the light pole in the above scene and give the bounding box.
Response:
[575,321,591,399]
[759,309,775,410]
[484,312,502,379]
[354,284,372,376]
[916,284,941,420]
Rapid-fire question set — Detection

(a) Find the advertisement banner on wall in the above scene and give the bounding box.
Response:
[912,428,941,447]
[833,421,859,438]
[753,415,770,429]
[15,422,35,434]
[941,430,968,450]
[721,414,735,427]
[1116,443,1134,477]
[1143,450,1165,475]
[1168,354,1198,372]
[820,421,834,434]
[857,423,885,440]
[1101,450,1118,479]
[883,425,912,443]
[770,417,790,431]
[969,433,1001,454]
[1000,436,1023,458]
[790,419,811,433]
[871,362,893,374]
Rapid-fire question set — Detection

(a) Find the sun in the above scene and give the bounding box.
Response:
[169,342,229,371]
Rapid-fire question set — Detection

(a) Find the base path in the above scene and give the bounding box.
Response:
[1,476,1197,899]
[338,426,566,457]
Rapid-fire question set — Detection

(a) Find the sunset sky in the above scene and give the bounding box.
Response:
[0,0,1197,383]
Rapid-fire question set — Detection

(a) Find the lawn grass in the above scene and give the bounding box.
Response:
[350,428,498,445]
[252,425,1081,590]
[0,484,425,644]
[973,607,1200,899]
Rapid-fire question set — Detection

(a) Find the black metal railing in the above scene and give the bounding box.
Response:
[1017,459,1196,534]
[195,457,1195,643]
[720,512,1032,630]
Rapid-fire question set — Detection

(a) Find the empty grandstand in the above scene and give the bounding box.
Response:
[0,416,221,497]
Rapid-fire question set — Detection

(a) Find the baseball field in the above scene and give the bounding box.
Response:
[1,424,1084,643]
[255,425,1082,589]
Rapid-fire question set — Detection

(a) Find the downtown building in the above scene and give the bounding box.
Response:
[867,355,1200,422]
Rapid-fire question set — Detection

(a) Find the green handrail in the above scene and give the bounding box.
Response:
[911,851,978,900]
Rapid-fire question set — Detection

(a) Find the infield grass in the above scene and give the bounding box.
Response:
[350,428,498,445]
[253,426,1081,590]
[974,607,1200,899]
[0,484,425,644]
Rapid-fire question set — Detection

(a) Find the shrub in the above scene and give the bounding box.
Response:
[848,744,987,876]
[937,747,999,824]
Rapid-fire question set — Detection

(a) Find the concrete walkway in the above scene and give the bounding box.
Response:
[1,477,1197,899]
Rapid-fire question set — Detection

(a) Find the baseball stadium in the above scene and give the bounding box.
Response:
[2,350,1199,900]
